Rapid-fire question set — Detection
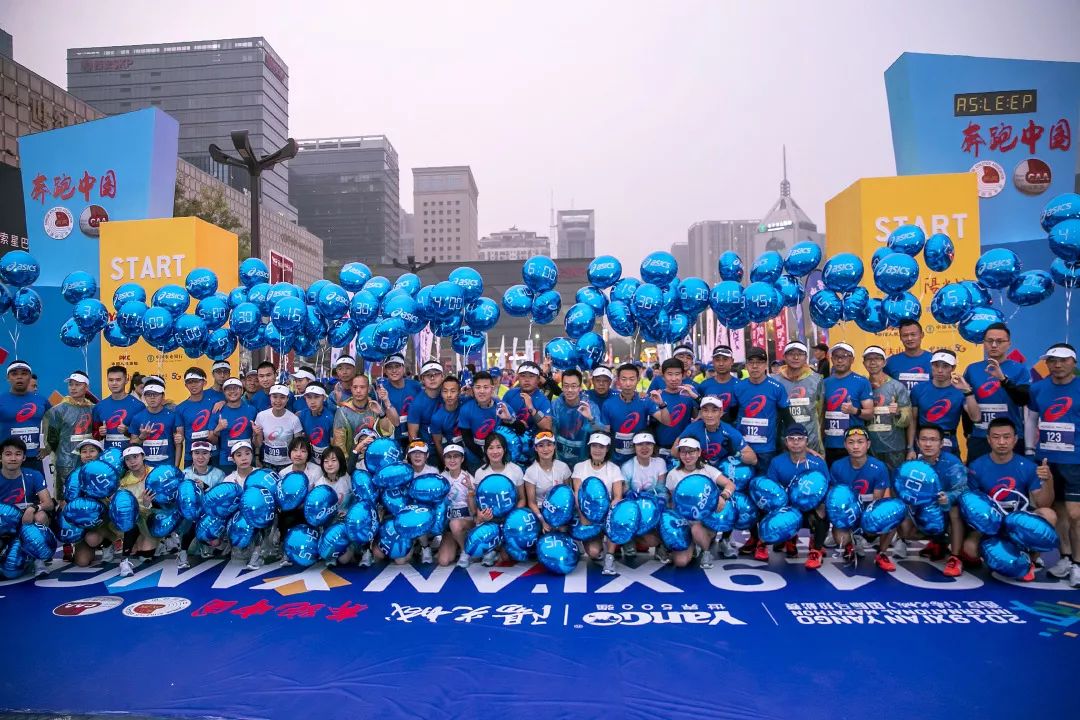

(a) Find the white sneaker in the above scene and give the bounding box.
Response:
[34,560,48,578]
[890,539,908,559]
[717,538,737,559]
[654,546,671,565]
[601,552,617,575]
[162,533,181,554]
[481,550,497,567]
[823,535,837,549]
[1070,564,1080,589]
[118,558,135,577]
[200,544,214,559]
[700,549,715,569]
[622,543,637,560]
[245,549,263,570]
[432,534,443,549]
[853,534,870,557]
[177,550,190,569]
[457,551,471,568]
[1048,556,1073,578]
[101,545,115,564]
[421,546,433,564]
[359,549,373,567]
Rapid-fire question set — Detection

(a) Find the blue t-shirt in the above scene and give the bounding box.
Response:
[648,376,699,394]
[128,407,180,468]
[408,390,443,442]
[550,395,600,467]
[910,381,966,452]
[381,378,422,441]
[584,389,612,407]
[968,453,1041,504]
[175,395,218,466]
[1028,376,1080,465]
[249,390,272,413]
[458,398,500,446]
[963,359,1029,439]
[678,419,746,467]
[0,467,46,505]
[733,377,790,454]
[921,452,969,503]
[654,389,696,451]
[829,456,891,498]
[297,406,335,463]
[204,388,225,405]
[601,393,660,465]
[0,391,50,458]
[822,373,873,449]
[210,403,258,469]
[766,453,828,489]
[91,394,144,451]
[502,387,553,431]
[884,350,933,392]
[698,375,740,422]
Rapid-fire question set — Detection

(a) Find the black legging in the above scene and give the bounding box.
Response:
[806,511,829,550]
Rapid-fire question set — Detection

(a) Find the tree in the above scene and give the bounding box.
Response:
[174,181,251,258]
[324,258,343,282]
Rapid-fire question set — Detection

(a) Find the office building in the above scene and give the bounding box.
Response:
[399,208,415,259]
[289,135,401,265]
[478,227,550,262]
[67,37,296,220]
[686,220,758,285]
[556,209,595,259]
[669,241,689,275]
[752,148,825,257]
[413,166,478,262]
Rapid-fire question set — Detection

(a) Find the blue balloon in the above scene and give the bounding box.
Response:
[58,514,84,544]
[976,248,1022,290]
[502,284,534,317]
[19,523,57,560]
[345,501,379,544]
[270,296,306,335]
[464,297,500,332]
[1040,192,1080,232]
[205,328,236,361]
[326,317,356,349]
[541,484,575,527]
[150,331,181,354]
[139,306,174,342]
[822,253,864,293]
[887,224,926,256]
[1003,511,1058,552]
[808,289,843,328]
[587,256,622,289]
[373,462,414,490]
[750,251,784,284]
[428,281,465,320]
[246,282,271,312]
[709,281,744,321]
[229,301,261,336]
[465,522,503,557]
[658,509,691,551]
[392,272,422,296]
[883,292,921,326]
[1007,270,1054,307]
[563,302,596,339]
[743,282,782,323]
[914,502,947,535]
[870,246,893,273]
[1047,218,1080,265]
[676,277,710,314]
[893,460,941,507]
[64,497,104,528]
[784,242,822,277]
[318,522,351,561]
[535,531,579,574]
[576,286,608,315]
[113,282,146,308]
[410,473,450,504]
[924,233,955,272]
[0,251,39,287]
[61,271,98,304]
[842,287,870,321]
[666,312,691,344]
[788,470,828,511]
[448,266,484,302]
[825,484,861,530]
[240,486,277,528]
[12,288,42,325]
[275,471,310,511]
[378,518,414,559]
[578,476,612,522]
[339,262,373,292]
[873,252,920,294]
[430,313,464,338]
[303,484,339,528]
[59,318,93,348]
[395,504,434,540]
[372,317,408,353]
[80,460,119,499]
[476,473,517,519]
[99,447,124,474]
[0,536,28,578]
[450,327,486,356]
[284,524,321,567]
[759,507,802,544]
[185,268,218,300]
[177,479,203,522]
[228,286,249,308]
[242,469,278,496]
[702,498,736,533]
[672,474,719,521]
[981,537,1030,579]
[70,298,107,334]
[717,251,745,282]
[116,301,147,336]
[749,476,788,513]
[363,276,392,302]
[605,300,637,337]
[640,251,678,286]
[545,337,579,371]
[366,438,403,474]
[716,458,753,492]
[1051,258,1080,288]
[529,289,560,324]
[152,284,190,318]
[523,256,558,293]
[317,283,350,319]
[147,508,183,538]
[175,315,209,356]
[605,500,641,545]
[610,277,641,304]
[958,306,1005,344]
[860,498,906,534]
[203,482,242,518]
[195,513,227,544]
[725,306,750,330]
[930,283,973,324]
[429,499,450,537]
[503,507,540,548]
[239,258,270,288]
[775,274,804,308]
[504,537,529,562]
[0,502,22,536]
[144,465,181,505]
[195,295,229,331]
[381,485,411,516]
[958,490,1003,535]
[63,468,83,502]
[569,516,605,543]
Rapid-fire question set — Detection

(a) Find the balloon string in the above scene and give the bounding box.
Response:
[1067,288,1073,345]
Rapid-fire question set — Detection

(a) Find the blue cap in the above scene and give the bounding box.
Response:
[784,424,808,438]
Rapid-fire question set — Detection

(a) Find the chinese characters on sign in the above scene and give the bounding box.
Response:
[0,233,30,250]
[961,118,1071,157]
[29,170,118,205]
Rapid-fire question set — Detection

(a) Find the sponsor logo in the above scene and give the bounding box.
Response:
[743,395,767,418]
[971,160,1006,198]
[582,609,746,626]
[977,380,1001,399]
[79,204,109,237]
[15,403,40,423]
[53,595,123,617]
[44,206,74,240]
[826,389,849,411]
[1013,158,1051,196]
[925,399,953,423]
[618,412,642,434]
[1045,397,1073,423]
[122,596,192,618]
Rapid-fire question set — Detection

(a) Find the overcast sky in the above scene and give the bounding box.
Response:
[4,0,1080,272]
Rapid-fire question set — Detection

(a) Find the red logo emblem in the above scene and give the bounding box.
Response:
[619,412,642,435]
[476,418,497,440]
[790,387,808,399]
[668,402,689,426]
[106,410,128,430]
[925,399,952,423]
[976,380,1001,399]
[989,476,1017,501]
[229,417,250,439]
[308,427,326,446]
[143,422,164,440]
[1045,396,1073,422]
[15,403,39,423]
[743,395,767,418]
[191,409,211,432]
[854,478,870,495]
[826,389,849,412]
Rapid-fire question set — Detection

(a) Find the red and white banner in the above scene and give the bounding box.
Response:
[750,323,768,352]
[723,324,746,363]
[774,311,790,350]
[269,250,294,284]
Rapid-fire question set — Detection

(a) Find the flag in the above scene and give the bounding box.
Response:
[774,310,789,350]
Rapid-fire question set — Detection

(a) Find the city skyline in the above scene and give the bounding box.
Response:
[4,0,1079,273]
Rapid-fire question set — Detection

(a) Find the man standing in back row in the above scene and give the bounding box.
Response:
[885,319,933,392]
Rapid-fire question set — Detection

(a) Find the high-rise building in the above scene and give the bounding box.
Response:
[288,135,401,265]
[478,227,550,262]
[686,220,758,285]
[399,208,415,259]
[669,241,690,275]
[67,37,297,220]
[556,209,595,259]
[413,166,478,263]
[752,147,824,257]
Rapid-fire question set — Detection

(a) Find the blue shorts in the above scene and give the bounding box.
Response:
[1050,463,1080,503]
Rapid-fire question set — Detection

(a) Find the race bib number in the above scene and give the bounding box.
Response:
[12,426,39,452]
[263,444,289,462]
[867,406,892,434]
[739,417,769,444]
[975,403,1008,431]
[824,410,850,438]
[191,429,210,440]
[898,371,929,388]
[788,397,811,420]
[613,432,634,456]
[1039,421,1076,453]
[143,438,168,462]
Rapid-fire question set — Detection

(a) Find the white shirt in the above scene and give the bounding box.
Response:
[524,460,572,503]
[285,462,324,488]
[443,469,476,509]
[255,408,303,466]
[621,456,668,494]
[223,469,254,487]
[572,460,625,492]
[475,462,525,487]
[666,464,722,492]
[411,464,439,478]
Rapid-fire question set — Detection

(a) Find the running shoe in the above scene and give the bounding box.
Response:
[699,549,714,570]
[805,548,823,570]
[874,553,896,572]
[1048,556,1072,578]
[176,550,189,570]
[753,541,769,562]
[739,538,758,556]
[602,553,617,575]
[784,539,798,558]
[943,555,962,577]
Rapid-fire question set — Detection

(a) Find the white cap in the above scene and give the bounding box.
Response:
[420,360,444,376]
[632,432,655,445]
[334,356,357,368]
[122,446,145,458]
[862,345,887,358]
[591,367,613,380]
[830,343,855,356]
[442,443,465,456]
[1043,345,1077,361]
[676,437,702,450]
[672,345,694,357]
[407,441,429,455]
[588,433,611,447]
[931,351,958,366]
[190,440,214,453]
[6,360,32,373]
[222,378,243,390]
[699,395,724,409]
[67,371,90,384]
[303,384,327,397]
[230,440,254,456]
[292,369,316,382]
[269,384,290,396]
[784,341,809,354]
[142,379,165,394]
[384,353,406,367]
[212,361,231,372]
[73,438,103,454]
[184,371,207,382]
[516,361,541,375]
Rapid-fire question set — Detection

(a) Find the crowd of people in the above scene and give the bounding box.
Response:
[1,318,1077,586]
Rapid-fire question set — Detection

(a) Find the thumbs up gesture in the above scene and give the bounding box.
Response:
[1036,458,1052,482]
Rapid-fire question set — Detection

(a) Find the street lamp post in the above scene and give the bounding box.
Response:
[392,255,437,276]
[209,130,298,262]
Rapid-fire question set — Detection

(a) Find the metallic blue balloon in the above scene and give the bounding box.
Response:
[12,288,42,325]
[429,499,450,537]
[1003,511,1058,552]
[825,484,861,530]
[239,258,270,288]
[284,524,321,566]
[116,300,147,336]
[303,485,339,528]
[476,473,517,519]
[19,522,57,560]
[725,306,750,330]
[448,266,484,302]
[243,469,278,496]
[465,522,502,557]
[345,501,378,544]
[71,298,108,334]
[372,316,408,353]
[0,502,22,536]
[113,282,146,308]
[788,470,829,511]
[883,292,922,326]
[225,513,254,549]
[893,460,941,508]
[640,251,678,286]
[569,514,604,541]
[0,251,39,287]
[633,495,662,534]
[563,302,596,339]
[147,508,183,538]
[914,502,947,536]
[409,473,450,504]
[958,306,1005,343]
[378,518,414,559]
[959,490,1003,535]
[59,318,93,348]
[702,499,736,533]
[61,271,98,304]
[203,482,242,518]
[246,282,271,312]
[873,252,920,294]
[1040,192,1080,232]
[605,500,641,545]
[930,283,973,325]
[502,284,534,317]
[578,476,612,522]
[195,295,229,331]
[666,312,691,345]
[709,281,745,321]
[263,282,300,312]
[64,497,104,528]
[504,537,529,562]
[759,507,802,544]
[750,251,784,284]
[775,274,804,308]
[394,504,434,541]
[195,513,227,543]
[749,476,788,513]
[717,251,745,282]
[676,277,710,314]
[326,317,356,349]
[240,485,277,528]
[587,256,622,289]
[504,507,541,548]
[318,522,351,561]
[140,306,174,342]
[317,283,350,319]
[784,242,822,277]
[544,337,577,371]
[363,276,392,302]
[542,485,575,527]
[980,536,1029,579]
[346,290,379,329]
[0,536,27,578]
[80,460,120,499]
[658,509,691,551]
[610,277,641,304]
[152,284,190,318]
[381,485,411,516]
[270,296,306,335]
[177,479,203,522]
[185,267,218,300]
[428,313,463,338]
[576,286,608,315]
[1048,218,1080,264]
[1051,258,1080,288]
[463,297,500,332]
[146,465,182,504]
[923,233,955,272]
[673,474,719,521]
[275,471,310,511]
[150,331,181,354]
[531,290,562,323]
[1007,270,1054,307]
[605,300,637,337]
[175,314,209,356]
[842,287,870,321]
[373,462,414,490]
[887,224,926,256]
[63,468,83,502]
[428,281,465,320]
[366,439,403,475]
[58,514,84,544]
[339,262,373,292]
[535,531,579,574]
[229,301,261,336]
[808,289,843,329]
[205,328,236,361]
[522,255,558,293]
[965,282,997,306]
[450,327,485,356]
[576,332,606,371]
[976,248,1022,290]
[822,253,864,293]
[743,282,782,323]
[860,497,906,534]
[99,447,124,474]
[870,246,892,272]
[718,458,755,492]
[228,286,249,308]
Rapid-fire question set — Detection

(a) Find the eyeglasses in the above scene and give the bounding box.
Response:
[984,338,1008,345]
